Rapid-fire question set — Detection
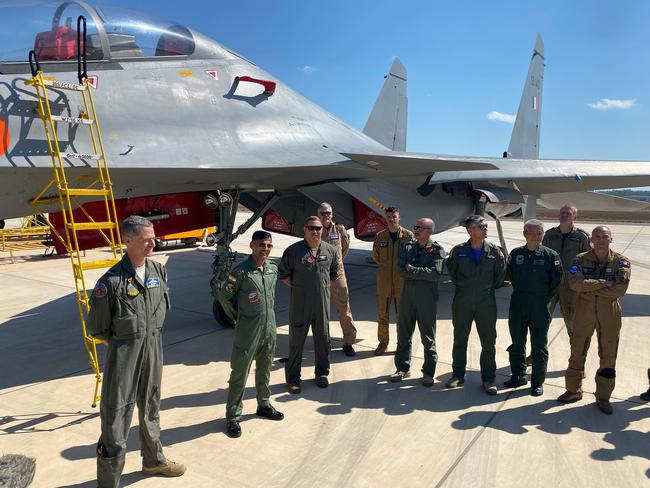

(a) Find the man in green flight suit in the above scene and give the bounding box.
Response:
[388,217,445,387]
[541,203,591,338]
[445,215,506,395]
[505,219,563,397]
[88,215,185,488]
[279,216,341,393]
[217,230,284,438]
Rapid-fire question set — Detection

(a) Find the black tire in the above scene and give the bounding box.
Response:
[0,219,4,230]
[213,299,235,327]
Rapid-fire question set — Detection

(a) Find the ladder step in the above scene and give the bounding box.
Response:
[64,188,109,197]
[74,259,120,272]
[51,114,94,125]
[60,153,101,160]
[68,221,116,231]
[43,79,86,91]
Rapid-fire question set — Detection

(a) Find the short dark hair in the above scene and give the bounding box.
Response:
[385,206,399,214]
[252,230,272,241]
[464,215,485,228]
[304,215,320,225]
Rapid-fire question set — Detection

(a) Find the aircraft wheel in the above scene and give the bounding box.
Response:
[213,299,235,327]
[0,219,4,229]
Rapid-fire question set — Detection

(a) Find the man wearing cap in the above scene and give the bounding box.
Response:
[372,206,413,356]
[557,226,631,414]
[279,216,341,393]
[505,219,563,397]
[318,202,358,357]
[218,231,284,439]
[445,215,506,395]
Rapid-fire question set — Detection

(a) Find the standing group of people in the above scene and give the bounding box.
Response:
[86,202,646,487]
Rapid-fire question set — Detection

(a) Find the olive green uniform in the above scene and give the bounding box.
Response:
[542,226,591,337]
[88,254,170,488]
[278,240,340,384]
[565,249,631,400]
[321,222,357,346]
[507,245,563,387]
[217,257,278,422]
[446,240,506,382]
[394,239,445,377]
[372,226,414,345]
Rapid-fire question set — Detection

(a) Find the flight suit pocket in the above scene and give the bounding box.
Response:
[112,314,139,339]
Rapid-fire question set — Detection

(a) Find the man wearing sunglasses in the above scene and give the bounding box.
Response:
[445,215,506,395]
[218,231,284,438]
[279,216,341,393]
[389,217,445,386]
[318,202,358,357]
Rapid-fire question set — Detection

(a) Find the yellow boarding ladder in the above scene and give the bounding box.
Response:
[25,16,122,407]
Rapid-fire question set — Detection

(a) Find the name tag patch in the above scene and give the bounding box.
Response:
[248,291,260,304]
[533,259,545,266]
[515,255,524,265]
[317,254,327,262]
[146,277,161,288]
[380,242,388,248]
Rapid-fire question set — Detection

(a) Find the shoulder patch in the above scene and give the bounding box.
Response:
[93,282,108,298]
[568,264,579,275]
[619,259,630,268]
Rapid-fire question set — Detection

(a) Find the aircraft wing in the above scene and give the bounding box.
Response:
[340,151,499,175]
[344,153,650,194]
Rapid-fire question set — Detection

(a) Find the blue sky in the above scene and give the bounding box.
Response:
[110,0,648,161]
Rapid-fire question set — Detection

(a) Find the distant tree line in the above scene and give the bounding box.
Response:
[597,189,650,197]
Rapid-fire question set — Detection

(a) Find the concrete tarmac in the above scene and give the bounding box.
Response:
[1,215,649,488]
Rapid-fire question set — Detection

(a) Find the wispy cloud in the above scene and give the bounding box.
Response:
[299,65,316,73]
[486,111,515,124]
[587,98,636,110]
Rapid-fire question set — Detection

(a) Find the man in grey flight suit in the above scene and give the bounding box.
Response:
[279,216,340,393]
[88,215,185,488]
[217,231,284,438]
[389,217,445,387]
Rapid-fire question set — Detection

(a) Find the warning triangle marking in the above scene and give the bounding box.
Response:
[86,75,99,89]
[205,70,218,80]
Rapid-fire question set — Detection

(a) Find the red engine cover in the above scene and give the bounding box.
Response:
[49,192,215,254]
[352,198,386,239]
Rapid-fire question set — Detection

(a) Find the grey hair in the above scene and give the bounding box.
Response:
[523,219,545,232]
[464,215,486,228]
[121,215,153,237]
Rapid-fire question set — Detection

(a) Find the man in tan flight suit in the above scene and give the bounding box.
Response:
[557,226,631,414]
[318,202,357,356]
[372,206,413,355]
[542,203,591,338]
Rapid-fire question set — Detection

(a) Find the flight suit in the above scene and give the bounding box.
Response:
[372,226,414,345]
[507,245,563,387]
[542,226,591,336]
[322,222,357,346]
[394,239,445,377]
[217,257,278,422]
[565,249,631,400]
[87,254,170,488]
[446,240,506,383]
[278,240,340,384]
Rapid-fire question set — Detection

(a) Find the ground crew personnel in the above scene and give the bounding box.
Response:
[279,216,340,393]
[217,231,284,439]
[641,369,650,401]
[87,215,185,488]
[445,215,506,395]
[541,203,591,338]
[505,219,563,397]
[319,202,357,356]
[372,206,413,355]
[388,218,445,387]
[557,226,631,414]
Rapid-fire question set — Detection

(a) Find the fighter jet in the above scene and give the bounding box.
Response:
[1,2,649,284]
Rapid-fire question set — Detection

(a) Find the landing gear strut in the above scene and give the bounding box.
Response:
[209,190,279,326]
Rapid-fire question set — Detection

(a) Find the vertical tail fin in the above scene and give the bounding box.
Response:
[506,34,545,159]
[363,58,408,151]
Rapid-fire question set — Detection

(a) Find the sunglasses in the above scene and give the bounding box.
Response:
[413,225,432,232]
[306,225,323,232]
[472,223,488,230]
[319,211,332,216]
